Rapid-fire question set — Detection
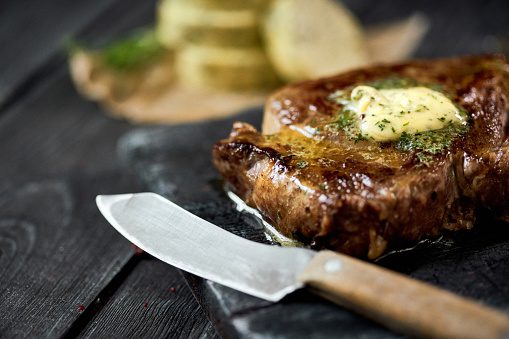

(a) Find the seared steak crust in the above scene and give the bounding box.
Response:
[213,55,509,259]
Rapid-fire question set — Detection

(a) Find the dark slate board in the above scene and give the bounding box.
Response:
[119,108,509,338]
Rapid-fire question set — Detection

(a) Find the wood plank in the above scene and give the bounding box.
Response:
[78,259,218,338]
[0,0,158,178]
[0,172,142,337]
[0,0,120,109]
[0,0,214,336]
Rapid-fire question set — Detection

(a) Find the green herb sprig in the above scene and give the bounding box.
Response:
[101,29,164,71]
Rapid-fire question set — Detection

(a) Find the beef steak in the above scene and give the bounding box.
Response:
[212,55,509,259]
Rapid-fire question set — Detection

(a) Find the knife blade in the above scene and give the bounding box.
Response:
[97,192,509,339]
[96,192,315,301]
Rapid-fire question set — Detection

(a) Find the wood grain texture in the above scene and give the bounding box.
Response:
[0,3,145,177]
[0,0,215,337]
[300,251,509,339]
[0,0,119,109]
[0,0,159,180]
[0,69,132,179]
[0,174,141,337]
[79,259,218,339]
[0,1,146,332]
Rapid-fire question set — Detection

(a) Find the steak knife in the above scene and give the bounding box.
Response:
[97,192,509,339]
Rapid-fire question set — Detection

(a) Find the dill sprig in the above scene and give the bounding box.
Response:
[99,29,164,71]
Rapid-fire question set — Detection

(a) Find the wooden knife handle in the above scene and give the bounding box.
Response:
[298,251,509,339]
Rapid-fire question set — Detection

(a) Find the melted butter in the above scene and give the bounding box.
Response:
[348,86,467,142]
[262,128,408,168]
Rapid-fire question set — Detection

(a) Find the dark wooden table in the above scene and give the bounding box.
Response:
[1,0,508,338]
[0,0,217,337]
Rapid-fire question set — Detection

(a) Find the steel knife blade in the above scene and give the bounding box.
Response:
[96,192,315,301]
[96,192,509,339]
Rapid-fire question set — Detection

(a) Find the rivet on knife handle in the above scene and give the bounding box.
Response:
[298,250,509,339]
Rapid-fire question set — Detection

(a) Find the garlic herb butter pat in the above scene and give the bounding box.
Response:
[348,85,467,142]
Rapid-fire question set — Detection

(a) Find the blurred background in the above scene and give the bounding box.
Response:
[2,0,508,124]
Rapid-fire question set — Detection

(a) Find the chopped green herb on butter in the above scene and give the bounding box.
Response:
[326,77,470,164]
[347,85,467,142]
